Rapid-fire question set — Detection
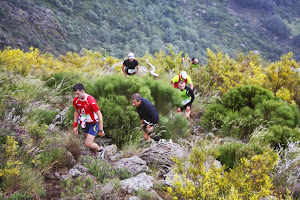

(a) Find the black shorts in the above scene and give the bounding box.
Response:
[179,104,192,112]
[143,122,158,135]
[125,68,136,76]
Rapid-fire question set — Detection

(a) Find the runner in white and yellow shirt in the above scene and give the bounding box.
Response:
[170,71,194,90]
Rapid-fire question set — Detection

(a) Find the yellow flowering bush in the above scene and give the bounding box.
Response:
[0,136,22,190]
[0,47,120,79]
[265,52,300,105]
[167,146,291,199]
[193,49,299,107]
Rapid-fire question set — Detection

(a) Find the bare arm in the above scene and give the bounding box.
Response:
[122,65,128,77]
[96,110,105,137]
[73,109,80,135]
[135,65,139,75]
[189,82,194,90]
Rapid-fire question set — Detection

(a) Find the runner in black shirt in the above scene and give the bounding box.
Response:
[122,52,139,76]
[131,93,160,141]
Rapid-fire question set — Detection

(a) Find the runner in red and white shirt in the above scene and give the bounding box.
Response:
[73,83,105,158]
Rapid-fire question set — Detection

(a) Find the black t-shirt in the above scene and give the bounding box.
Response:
[137,98,159,124]
[123,59,139,69]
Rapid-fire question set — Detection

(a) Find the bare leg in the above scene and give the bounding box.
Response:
[85,133,101,152]
[185,106,191,119]
[144,132,151,141]
[176,107,183,117]
[143,125,153,141]
[84,133,94,153]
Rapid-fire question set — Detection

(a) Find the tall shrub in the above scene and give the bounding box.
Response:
[167,146,284,199]
[202,85,300,144]
[66,75,181,146]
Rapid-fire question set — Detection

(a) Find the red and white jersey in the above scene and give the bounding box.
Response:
[73,94,100,124]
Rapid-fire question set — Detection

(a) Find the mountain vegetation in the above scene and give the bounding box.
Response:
[1,0,300,199]
[0,46,299,199]
[0,0,300,61]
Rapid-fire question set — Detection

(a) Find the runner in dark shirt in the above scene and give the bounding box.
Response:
[122,52,139,76]
[131,93,160,141]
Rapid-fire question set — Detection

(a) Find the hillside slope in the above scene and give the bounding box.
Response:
[0,0,299,61]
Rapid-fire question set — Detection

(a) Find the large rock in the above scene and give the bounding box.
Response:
[115,156,152,176]
[49,107,68,130]
[72,164,88,173]
[62,151,76,167]
[192,125,207,135]
[110,151,124,162]
[139,142,186,166]
[149,190,163,200]
[126,196,140,200]
[94,137,113,146]
[120,172,153,194]
[62,164,88,179]
[101,182,115,199]
[103,144,117,160]
[68,168,82,178]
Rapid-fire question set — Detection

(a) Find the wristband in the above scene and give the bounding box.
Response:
[73,122,78,127]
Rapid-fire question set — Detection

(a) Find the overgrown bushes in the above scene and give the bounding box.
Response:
[193,49,300,107]
[70,74,182,146]
[167,146,287,199]
[202,85,300,146]
[264,15,292,37]
[216,141,275,169]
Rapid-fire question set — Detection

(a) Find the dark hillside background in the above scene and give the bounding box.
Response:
[0,0,299,61]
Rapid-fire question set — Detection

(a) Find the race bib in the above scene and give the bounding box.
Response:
[128,68,136,74]
[182,98,191,105]
[80,114,93,122]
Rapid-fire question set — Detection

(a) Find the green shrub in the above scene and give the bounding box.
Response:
[64,105,75,128]
[201,103,230,129]
[27,122,48,138]
[158,114,189,140]
[10,76,50,103]
[144,77,181,115]
[26,109,59,125]
[202,85,300,144]
[82,156,132,184]
[61,176,100,199]
[255,99,300,128]
[264,15,292,37]
[38,147,66,169]
[235,142,275,165]
[293,33,300,48]
[18,166,46,198]
[136,189,157,200]
[266,125,300,147]
[99,95,141,146]
[121,139,144,158]
[64,75,181,146]
[9,191,33,200]
[235,0,276,12]
[216,141,245,169]
[43,71,81,95]
[221,85,274,111]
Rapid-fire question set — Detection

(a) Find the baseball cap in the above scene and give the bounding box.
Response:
[180,71,187,79]
[128,52,135,59]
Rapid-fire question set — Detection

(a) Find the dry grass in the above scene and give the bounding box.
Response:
[63,132,82,161]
